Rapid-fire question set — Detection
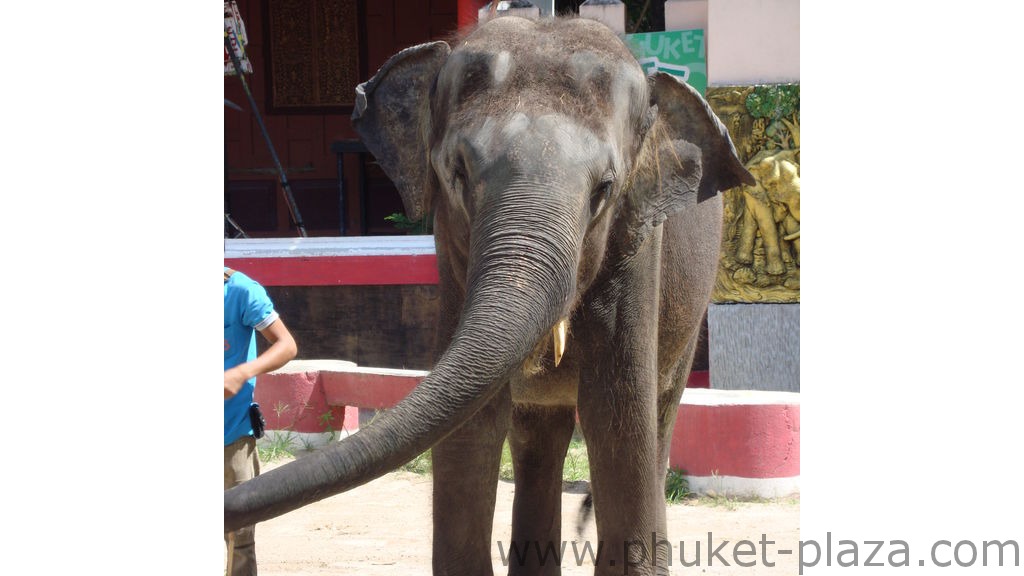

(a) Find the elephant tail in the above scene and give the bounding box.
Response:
[575,489,594,538]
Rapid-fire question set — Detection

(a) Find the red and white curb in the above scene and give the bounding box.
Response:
[671,389,800,498]
[225,236,439,286]
[254,361,799,497]
[254,360,425,451]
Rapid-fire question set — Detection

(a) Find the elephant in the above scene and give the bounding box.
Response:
[225,16,753,575]
[735,149,801,273]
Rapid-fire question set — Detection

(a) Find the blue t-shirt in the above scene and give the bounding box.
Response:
[224,268,279,446]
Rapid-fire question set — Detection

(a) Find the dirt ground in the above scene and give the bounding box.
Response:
[248,456,799,575]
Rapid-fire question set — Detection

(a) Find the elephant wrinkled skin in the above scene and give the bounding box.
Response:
[225,17,753,576]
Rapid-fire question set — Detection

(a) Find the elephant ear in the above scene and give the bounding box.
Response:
[627,72,755,247]
[352,41,451,222]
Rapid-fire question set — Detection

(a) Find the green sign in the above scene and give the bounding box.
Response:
[625,29,707,95]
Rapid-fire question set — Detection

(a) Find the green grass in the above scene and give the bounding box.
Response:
[499,441,514,480]
[688,493,800,508]
[562,435,590,481]
[692,493,741,510]
[258,431,298,462]
[402,431,591,483]
[402,448,434,474]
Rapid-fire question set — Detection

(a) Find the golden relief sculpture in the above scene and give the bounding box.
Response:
[708,85,800,303]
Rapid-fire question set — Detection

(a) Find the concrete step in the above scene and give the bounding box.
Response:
[253,360,799,497]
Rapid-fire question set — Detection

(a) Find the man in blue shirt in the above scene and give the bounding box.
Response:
[224,267,297,576]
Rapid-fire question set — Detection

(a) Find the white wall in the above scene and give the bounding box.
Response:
[666,0,800,86]
[665,0,708,32]
[708,0,799,85]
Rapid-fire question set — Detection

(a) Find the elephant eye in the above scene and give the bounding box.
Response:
[452,168,465,193]
[452,166,469,204]
[590,178,614,220]
[455,165,484,218]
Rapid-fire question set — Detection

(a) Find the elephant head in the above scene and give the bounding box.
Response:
[750,150,800,220]
[225,16,752,534]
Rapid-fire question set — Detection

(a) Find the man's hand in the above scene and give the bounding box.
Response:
[223,318,296,400]
[224,366,249,399]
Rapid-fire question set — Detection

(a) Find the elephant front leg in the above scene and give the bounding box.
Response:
[432,385,512,576]
[508,403,577,576]
[739,191,786,275]
[579,371,662,576]
[576,232,668,575]
[782,214,800,266]
[736,196,758,265]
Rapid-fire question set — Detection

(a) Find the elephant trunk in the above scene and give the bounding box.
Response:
[224,199,579,533]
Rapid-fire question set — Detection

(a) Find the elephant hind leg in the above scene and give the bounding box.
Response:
[657,344,698,467]
[431,385,511,576]
[508,403,577,576]
[655,339,700,562]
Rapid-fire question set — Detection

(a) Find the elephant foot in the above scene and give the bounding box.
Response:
[732,267,756,284]
[753,274,775,289]
[735,250,753,265]
[765,259,785,275]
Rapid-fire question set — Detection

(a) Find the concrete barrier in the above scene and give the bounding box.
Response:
[254,361,799,497]
[254,360,426,451]
[670,389,800,498]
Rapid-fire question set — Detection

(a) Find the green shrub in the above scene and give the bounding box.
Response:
[665,468,691,503]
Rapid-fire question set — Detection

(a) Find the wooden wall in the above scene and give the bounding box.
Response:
[262,285,440,369]
[225,0,459,237]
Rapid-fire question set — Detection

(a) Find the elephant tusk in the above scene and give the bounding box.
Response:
[553,319,568,367]
[783,230,800,241]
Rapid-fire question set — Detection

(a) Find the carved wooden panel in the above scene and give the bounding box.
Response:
[265,0,362,113]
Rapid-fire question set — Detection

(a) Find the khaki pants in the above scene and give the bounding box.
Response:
[225,435,260,576]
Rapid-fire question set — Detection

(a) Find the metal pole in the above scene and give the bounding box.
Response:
[224,28,308,237]
[224,213,250,238]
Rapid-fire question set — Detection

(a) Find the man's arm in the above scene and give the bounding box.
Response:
[224,318,298,399]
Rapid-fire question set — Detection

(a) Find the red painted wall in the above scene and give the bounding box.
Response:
[224,254,439,286]
[457,0,489,28]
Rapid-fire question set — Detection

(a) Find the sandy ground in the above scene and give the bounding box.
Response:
[247,456,799,575]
